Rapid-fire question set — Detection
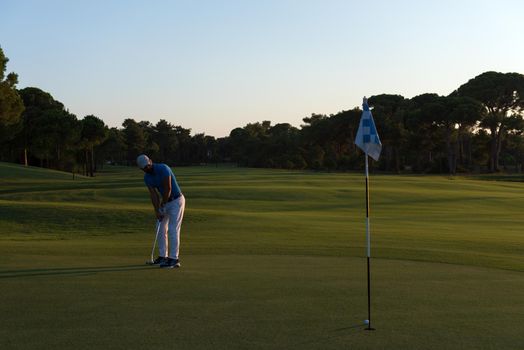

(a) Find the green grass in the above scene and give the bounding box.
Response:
[1,162,523,349]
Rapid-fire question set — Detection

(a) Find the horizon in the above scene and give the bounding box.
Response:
[2,0,523,137]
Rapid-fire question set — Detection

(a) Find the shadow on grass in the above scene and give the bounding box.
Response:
[0,264,157,279]
[333,325,366,332]
[295,324,364,346]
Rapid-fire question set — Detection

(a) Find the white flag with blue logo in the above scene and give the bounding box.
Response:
[355,97,382,161]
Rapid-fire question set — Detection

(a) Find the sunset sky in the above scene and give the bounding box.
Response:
[2,0,523,136]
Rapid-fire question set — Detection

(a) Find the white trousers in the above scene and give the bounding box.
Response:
[158,195,185,259]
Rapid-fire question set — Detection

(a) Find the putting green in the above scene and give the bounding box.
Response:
[0,163,523,349]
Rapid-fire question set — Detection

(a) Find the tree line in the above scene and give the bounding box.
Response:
[1,46,524,175]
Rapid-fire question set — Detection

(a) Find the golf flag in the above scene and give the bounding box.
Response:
[354,96,381,330]
[355,97,382,161]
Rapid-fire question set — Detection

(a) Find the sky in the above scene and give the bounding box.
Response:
[1,0,523,137]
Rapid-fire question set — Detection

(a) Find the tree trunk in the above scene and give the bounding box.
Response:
[494,125,504,173]
[394,147,401,174]
[90,146,95,177]
[385,146,393,172]
[85,149,89,176]
[453,141,459,174]
[24,148,28,167]
[489,127,497,172]
[467,138,472,171]
[458,134,463,169]
[446,128,454,175]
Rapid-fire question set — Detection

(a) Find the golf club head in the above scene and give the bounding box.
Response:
[146,220,162,266]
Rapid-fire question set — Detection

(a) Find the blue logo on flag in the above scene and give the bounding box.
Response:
[355,97,382,161]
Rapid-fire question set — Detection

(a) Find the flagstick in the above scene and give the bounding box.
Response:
[365,153,375,331]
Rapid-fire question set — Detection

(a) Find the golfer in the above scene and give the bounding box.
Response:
[137,154,185,268]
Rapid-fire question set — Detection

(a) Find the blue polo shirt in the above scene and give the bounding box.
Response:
[144,163,182,199]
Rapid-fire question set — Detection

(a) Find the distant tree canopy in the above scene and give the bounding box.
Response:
[456,71,524,172]
[0,45,523,175]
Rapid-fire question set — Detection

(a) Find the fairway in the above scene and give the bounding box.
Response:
[1,163,523,349]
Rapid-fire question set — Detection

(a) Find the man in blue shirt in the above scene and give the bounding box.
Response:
[137,154,185,268]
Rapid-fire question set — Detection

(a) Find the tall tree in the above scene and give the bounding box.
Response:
[444,96,484,173]
[417,96,479,174]
[80,115,108,176]
[456,72,524,172]
[153,119,178,163]
[138,121,160,159]
[122,118,146,164]
[29,109,80,169]
[501,121,524,172]
[15,87,65,166]
[0,46,24,142]
[190,133,212,164]
[173,125,193,164]
[405,94,444,172]
[301,114,330,169]
[228,127,250,166]
[98,128,126,165]
[368,94,406,173]
[265,123,301,169]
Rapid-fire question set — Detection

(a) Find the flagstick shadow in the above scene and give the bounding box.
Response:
[0,265,155,279]
[333,324,365,332]
[295,324,365,346]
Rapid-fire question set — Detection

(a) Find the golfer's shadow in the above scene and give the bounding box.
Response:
[0,265,154,279]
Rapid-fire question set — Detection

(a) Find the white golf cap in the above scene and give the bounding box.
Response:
[136,154,151,169]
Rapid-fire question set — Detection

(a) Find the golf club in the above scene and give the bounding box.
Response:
[145,220,162,265]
